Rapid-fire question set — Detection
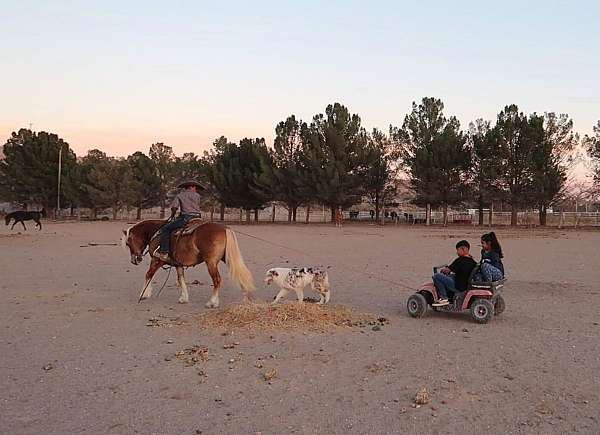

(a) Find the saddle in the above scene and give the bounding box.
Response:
[172,218,204,236]
[150,218,205,247]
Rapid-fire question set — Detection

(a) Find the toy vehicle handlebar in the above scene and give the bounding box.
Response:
[433,265,448,274]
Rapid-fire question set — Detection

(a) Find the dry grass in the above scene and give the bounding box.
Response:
[197,302,383,332]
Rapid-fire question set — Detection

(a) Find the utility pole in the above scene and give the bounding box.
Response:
[57,146,62,218]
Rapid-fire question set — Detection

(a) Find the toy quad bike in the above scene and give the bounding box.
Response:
[407,265,506,324]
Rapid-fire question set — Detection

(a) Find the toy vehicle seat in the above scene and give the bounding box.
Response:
[468,265,506,291]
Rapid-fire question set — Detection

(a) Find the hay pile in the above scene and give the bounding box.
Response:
[197,302,381,332]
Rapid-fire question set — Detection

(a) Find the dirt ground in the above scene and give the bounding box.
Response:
[1,221,599,434]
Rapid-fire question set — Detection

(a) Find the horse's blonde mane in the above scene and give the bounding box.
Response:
[121,225,133,251]
[121,219,165,251]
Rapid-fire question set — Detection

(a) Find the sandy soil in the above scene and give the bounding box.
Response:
[1,221,599,434]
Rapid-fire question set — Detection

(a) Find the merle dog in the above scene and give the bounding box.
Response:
[5,209,46,230]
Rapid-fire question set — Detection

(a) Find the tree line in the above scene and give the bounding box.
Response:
[1,98,597,226]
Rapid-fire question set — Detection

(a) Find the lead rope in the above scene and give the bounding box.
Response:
[232,229,420,292]
[137,264,173,303]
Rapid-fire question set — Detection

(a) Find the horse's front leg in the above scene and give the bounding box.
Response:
[139,258,162,301]
[176,267,189,304]
[10,220,16,230]
[205,260,222,309]
[20,221,27,231]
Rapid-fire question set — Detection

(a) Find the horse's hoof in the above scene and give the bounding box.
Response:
[205,301,219,309]
[178,298,189,304]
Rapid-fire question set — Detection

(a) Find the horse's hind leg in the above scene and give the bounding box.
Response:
[176,267,189,304]
[10,220,16,230]
[205,260,222,309]
[140,258,161,301]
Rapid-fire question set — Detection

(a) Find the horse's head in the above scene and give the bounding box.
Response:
[122,220,164,265]
[122,225,147,265]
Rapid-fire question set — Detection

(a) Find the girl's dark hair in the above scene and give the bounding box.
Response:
[481,232,503,258]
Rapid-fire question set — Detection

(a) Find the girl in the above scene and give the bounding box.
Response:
[480,232,505,281]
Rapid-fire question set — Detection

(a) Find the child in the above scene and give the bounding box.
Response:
[432,240,478,306]
[479,232,505,282]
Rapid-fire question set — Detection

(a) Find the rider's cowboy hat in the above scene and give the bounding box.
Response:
[177,180,207,190]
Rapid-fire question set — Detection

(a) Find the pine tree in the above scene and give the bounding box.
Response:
[149,142,176,218]
[361,128,399,221]
[493,105,536,226]
[393,97,470,225]
[0,129,77,216]
[85,157,137,219]
[74,149,110,218]
[529,113,577,225]
[127,151,161,220]
[585,121,600,186]
[207,137,271,221]
[302,103,368,221]
[258,115,311,222]
[468,119,503,225]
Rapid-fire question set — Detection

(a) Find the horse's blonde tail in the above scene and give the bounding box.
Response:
[225,229,255,300]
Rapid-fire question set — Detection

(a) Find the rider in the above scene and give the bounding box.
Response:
[153,180,204,262]
[432,240,478,307]
[479,232,505,281]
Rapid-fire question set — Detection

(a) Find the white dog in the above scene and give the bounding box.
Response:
[264,267,331,304]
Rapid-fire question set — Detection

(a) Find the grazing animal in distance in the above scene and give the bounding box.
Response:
[265,267,331,304]
[5,209,46,231]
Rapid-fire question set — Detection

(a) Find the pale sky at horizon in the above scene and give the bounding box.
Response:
[1,0,599,164]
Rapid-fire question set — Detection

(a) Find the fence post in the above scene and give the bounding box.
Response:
[559,212,564,229]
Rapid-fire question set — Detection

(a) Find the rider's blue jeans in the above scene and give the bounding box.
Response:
[480,262,504,281]
[433,272,456,300]
[159,215,192,253]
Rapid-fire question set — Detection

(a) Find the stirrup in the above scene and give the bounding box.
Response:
[153,248,170,261]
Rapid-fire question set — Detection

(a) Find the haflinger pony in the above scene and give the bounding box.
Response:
[122,220,255,307]
[5,209,46,230]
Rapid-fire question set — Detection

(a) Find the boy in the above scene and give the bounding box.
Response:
[153,180,204,262]
[432,240,477,307]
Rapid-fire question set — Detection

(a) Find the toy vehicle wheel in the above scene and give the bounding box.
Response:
[407,293,427,318]
[470,298,494,324]
[494,296,506,315]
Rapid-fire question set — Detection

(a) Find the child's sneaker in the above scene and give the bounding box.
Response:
[432,298,449,307]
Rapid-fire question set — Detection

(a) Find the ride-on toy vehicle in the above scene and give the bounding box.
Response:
[407,265,506,324]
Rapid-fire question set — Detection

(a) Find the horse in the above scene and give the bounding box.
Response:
[5,209,46,230]
[122,219,255,307]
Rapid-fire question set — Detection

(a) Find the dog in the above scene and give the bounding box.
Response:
[265,267,331,304]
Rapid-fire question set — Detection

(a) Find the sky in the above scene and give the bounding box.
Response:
[1,0,599,163]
